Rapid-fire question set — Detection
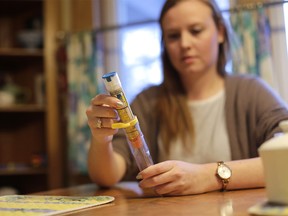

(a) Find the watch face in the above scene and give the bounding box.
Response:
[218,164,232,179]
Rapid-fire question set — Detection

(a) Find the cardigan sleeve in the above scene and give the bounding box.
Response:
[225,75,288,159]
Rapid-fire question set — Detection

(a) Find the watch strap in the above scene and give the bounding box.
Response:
[222,178,229,191]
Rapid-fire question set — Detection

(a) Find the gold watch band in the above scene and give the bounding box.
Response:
[222,178,229,191]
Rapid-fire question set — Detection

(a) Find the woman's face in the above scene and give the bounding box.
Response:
[162,0,224,77]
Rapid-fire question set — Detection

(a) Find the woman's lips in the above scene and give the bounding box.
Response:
[182,56,197,64]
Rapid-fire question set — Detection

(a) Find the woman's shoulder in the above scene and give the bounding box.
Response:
[130,84,162,108]
[225,74,271,92]
[226,73,263,84]
[224,74,285,106]
[134,84,162,100]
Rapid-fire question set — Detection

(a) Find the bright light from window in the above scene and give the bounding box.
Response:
[217,0,229,10]
[122,28,161,65]
[120,24,162,102]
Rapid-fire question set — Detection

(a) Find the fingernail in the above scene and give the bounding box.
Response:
[116,101,124,108]
[136,174,143,180]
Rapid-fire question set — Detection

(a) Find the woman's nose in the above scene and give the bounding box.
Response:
[180,31,193,49]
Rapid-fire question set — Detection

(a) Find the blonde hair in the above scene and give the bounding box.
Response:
[157,0,231,153]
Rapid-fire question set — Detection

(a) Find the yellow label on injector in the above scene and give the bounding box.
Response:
[111,90,143,149]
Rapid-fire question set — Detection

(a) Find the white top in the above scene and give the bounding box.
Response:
[158,90,231,163]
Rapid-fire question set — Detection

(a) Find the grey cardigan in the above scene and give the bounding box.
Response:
[112,74,288,180]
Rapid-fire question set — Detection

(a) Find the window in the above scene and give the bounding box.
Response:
[121,23,162,102]
[284,3,288,54]
[117,0,165,102]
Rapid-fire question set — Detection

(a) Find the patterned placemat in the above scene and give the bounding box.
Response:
[249,200,288,215]
[0,195,115,216]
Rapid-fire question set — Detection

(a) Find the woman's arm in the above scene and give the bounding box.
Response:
[86,94,127,187]
[223,157,264,190]
[137,157,264,196]
[88,137,126,187]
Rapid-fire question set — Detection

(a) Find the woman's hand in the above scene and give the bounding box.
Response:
[86,94,123,144]
[86,94,127,186]
[138,160,217,196]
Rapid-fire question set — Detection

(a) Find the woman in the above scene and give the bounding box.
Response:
[86,0,288,195]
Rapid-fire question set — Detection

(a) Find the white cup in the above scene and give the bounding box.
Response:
[258,121,288,204]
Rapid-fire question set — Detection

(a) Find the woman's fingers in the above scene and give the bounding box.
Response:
[90,104,119,119]
[86,93,125,140]
[90,117,117,129]
[138,161,175,189]
[139,161,174,179]
[86,94,121,130]
[91,94,123,108]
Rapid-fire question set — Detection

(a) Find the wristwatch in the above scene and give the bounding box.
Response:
[216,161,232,191]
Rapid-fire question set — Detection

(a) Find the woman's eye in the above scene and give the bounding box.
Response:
[190,29,202,35]
[166,33,180,40]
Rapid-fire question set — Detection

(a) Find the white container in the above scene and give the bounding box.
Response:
[258,121,288,204]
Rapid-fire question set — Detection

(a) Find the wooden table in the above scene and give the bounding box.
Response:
[34,182,267,215]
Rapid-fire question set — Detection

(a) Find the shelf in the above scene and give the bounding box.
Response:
[0,0,64,193]
[0,104,45,112]
[0,168,47,176]
[0,48,43,57]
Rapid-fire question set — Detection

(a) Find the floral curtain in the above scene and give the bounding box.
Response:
[230,7,277,89]
[66,32,103,174]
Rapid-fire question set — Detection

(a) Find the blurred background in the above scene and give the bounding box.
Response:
[0,0,287,195]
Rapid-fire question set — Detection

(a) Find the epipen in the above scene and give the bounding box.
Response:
[102,72,154,171]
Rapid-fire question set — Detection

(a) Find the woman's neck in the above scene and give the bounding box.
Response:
[181,71,224,101]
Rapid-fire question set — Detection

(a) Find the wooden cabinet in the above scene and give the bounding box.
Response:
[0,0,64,194]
